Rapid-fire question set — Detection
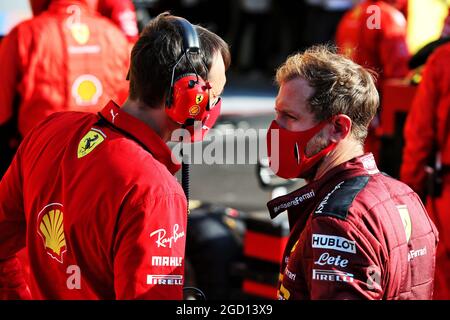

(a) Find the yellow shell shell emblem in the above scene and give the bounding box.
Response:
[71,74,103,106]
[77,128,106,158]
[77,80,97,101]
[37,204,66,263]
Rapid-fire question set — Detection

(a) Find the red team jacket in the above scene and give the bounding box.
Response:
[268,153,438,299]
[401,43,450,196]
[0,101,187,299]
[401,43,450,300]
[335,0,410,83]
[0,0,129,137]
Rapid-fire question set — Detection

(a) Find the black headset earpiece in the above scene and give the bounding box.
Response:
[165,72,197,107]
[165,17,209,112]
[165,18,198,109]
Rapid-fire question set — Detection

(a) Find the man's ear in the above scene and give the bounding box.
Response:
[330,115,352,142]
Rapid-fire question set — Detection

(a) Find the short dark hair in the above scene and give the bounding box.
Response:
[128,12,231,108]
[276,45,379,144]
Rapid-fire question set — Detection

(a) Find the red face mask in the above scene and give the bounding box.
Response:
[266,120,337,179]
[166,73,222,143]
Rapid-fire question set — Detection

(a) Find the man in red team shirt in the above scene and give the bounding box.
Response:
[266,46,437,299]
[335,0,410,82]
[0,13,230,299]
[401,41,450,299]
[0,0,130,177]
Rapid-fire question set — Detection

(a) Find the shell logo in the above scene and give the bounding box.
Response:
[37,203,66,263]
[189,105,201,116]
[72,74,103,106]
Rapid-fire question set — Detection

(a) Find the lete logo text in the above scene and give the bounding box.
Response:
[150,224,185,248]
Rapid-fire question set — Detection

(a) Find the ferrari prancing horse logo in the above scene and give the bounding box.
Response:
[195,94,204,104]
[77,128,106,158]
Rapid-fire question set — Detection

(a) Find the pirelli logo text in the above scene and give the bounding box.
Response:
[312,234,356,254]
[312,269,354,283]
[146,275,183,286]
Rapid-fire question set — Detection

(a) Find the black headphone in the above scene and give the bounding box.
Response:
[164,17,211,126]
[173,17,200,55]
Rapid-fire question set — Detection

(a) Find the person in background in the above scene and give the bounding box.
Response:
[336,0,410,81]
[266,45,438,300]
[0,0,130,177]
[401,41,450,300]
[335,0,410,164]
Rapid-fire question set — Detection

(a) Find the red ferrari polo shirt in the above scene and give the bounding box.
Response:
[0,101,187,299]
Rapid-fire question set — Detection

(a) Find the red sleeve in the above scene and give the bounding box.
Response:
[400,52,440,195]
[0,26,22,126]
[113,193,187,299]
[308,216,385,300]
[0,146,31,299]
[379,11,410,78]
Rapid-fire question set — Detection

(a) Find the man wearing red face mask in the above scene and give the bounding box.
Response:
[0,13,230,299]
[266,46,437,300]
[0,0,130,178]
